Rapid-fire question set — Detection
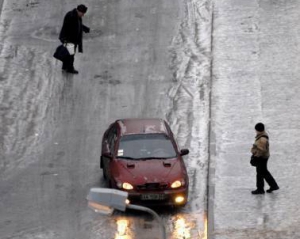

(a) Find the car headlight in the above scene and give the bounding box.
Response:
[171,180,185,189]
[122,182,134,190]
[174,196,185,204]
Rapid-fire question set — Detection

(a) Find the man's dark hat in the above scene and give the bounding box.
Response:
[255,122,265,132]
[77,4,88,13]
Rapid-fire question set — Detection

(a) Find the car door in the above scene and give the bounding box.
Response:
[103,125,118,183]
[101,128,110,169]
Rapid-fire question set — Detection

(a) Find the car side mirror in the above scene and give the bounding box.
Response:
[180,149,189,156]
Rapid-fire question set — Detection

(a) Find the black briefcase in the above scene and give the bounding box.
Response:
[53,44,70,61]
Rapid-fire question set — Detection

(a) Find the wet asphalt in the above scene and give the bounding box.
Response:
[1,0,300,239]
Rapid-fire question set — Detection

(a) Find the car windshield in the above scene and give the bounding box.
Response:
[117,134,177,159]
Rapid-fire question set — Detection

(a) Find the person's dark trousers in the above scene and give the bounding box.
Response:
[62,55,75,70]
[62,59,67,70]
[256,157,278,191]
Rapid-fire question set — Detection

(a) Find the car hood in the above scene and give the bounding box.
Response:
[116,159,180,183]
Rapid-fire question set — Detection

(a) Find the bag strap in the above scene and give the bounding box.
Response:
[256,135,269,141]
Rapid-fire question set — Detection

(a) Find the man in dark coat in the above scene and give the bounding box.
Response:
[59,4,90,74]
[251,122,279,194]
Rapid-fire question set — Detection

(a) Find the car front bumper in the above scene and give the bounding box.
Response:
[126,187,188,207]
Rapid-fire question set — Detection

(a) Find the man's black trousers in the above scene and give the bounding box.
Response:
[62,55,75,71]
[256,157,278,190]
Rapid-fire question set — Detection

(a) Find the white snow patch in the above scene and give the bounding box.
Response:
[166,0,213,236]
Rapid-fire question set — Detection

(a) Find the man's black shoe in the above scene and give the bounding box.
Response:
[266,186,279,193]
[67,69,79,74]
[251,189,265,195]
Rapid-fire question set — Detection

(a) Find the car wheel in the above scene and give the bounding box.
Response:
[102,168,107,180]
[100,156,104,168]
[108,180,113,188]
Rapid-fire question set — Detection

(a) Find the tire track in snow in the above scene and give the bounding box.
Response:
[0,0,61,174]
[0,43,58,174]
[166,0,213,237]
[0,0,65,176]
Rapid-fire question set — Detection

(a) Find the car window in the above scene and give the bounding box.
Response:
[117,134,177,159]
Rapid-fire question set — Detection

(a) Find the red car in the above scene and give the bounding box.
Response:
[100,118,189,207]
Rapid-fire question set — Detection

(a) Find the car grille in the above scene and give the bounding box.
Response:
[136,183,168,191]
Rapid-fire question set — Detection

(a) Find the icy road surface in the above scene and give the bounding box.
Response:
[0,0,211,238]
[210,1,300,238]
[1,0,300,239]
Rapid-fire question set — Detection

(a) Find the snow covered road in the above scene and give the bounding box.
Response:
[210,1,300,238]
[0,0,211,238]
[1,0,300,238]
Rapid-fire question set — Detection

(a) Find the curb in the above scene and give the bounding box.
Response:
[207,1,215,239]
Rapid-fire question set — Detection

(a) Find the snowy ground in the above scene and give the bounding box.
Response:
[1,0,300,239]
[210,1,300,238]
[0,0,211,238]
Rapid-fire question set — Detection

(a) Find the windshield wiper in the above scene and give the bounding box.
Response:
[138,157,169,160]
[117,156,136,160]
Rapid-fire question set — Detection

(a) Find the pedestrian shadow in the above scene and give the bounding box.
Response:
[56,72,77,116]
[59,72,74,99]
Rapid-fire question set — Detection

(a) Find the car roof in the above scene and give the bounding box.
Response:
[116,118,169,136]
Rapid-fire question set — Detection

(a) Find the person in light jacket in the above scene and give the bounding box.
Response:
[251,122,279,194]
[59,4,90,74]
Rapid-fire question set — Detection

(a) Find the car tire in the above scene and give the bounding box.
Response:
[103,168,107,180]
[108,179,114,188]
[100,156,104,168]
